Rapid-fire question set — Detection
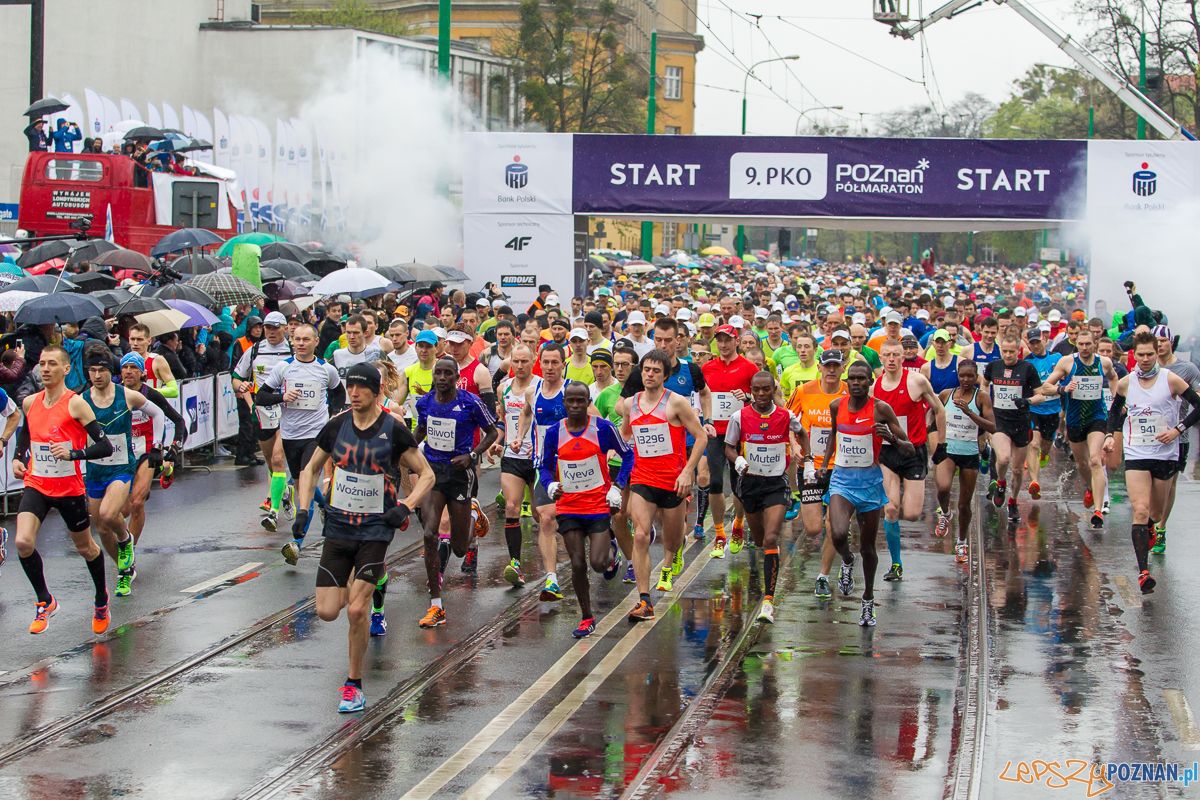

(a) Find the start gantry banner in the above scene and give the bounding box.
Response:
[462,133,1090,222]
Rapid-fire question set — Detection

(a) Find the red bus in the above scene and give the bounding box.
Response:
[17,152,238,255]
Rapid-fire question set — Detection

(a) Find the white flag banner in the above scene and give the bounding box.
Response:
[213,108,231,170]
[120,98,140,123]
[146,102,162,130]
[62,93,85,152]
[162,103,180,132]
[274,119,289,228]
[252,117,273,224]
[182,106,197,137]
[194,111,213,160]
[84,88,104,138]
[100,95,120,132]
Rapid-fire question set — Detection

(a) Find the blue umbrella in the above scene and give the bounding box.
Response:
[152,228,225,258]
[165,299,220,328]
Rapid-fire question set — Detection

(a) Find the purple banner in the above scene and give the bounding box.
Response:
[572,135,1086,220]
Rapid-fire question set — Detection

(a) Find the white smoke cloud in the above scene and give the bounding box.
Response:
[296,51,466,267]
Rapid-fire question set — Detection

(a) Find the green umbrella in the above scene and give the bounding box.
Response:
[216,232,287,257]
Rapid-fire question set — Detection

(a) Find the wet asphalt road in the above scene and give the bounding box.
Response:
[0,453,1198,799]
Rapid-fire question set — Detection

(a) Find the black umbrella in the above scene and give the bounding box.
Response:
[92,249,155,272]
[70,272,119,292]
[91,289,136,311]
[16,240,81,269]
[169,253,224,274]
[260,258,317,282]
[66,240,120,268]
[147,283,218,306]
[111,296,170,315]
[152,228,224,258]
[24,97,70,118]
[260,242,314,263]
[1,274,79,293]
[14,292,105,324]
[187,272,265,306]
[434,265,470,282]
[175,138,213,154]
[303,250,347,277]
[123,126,165,141]
[374,265,417,284]
[263,280,310,301]
[401,263,448,283]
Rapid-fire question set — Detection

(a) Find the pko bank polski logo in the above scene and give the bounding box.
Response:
[505,156,529,189]
[1132,161,1157,196]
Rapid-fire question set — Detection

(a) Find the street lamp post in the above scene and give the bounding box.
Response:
[794,105,845,135]
[737,55,799,258]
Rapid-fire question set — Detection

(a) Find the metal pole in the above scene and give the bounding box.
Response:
[437,0,451,79]
[640,30,657,261]
[737,72,747,260]
[1136,17,1147,139]
[29,0,44,104]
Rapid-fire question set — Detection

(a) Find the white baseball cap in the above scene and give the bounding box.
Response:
[492,298,506,309]
[1047,309,1062,322]
[569,327,588,341]
[1014,306,1027,317]
[676,307,694,321]
[626,310,647,325]
[885,311,903,324]
[916,309,930,320]
[545,294,560,306]
[729,314,746,329]
[654,303,670,317]
[851,312,867,325]
[263,311,287,327]
[445,329,472,344]
[754,307,769,319]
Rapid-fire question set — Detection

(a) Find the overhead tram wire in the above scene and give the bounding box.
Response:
[772,16,925,86]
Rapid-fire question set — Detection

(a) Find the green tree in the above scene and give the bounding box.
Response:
[291,0,413,38]
[501,0,645,132]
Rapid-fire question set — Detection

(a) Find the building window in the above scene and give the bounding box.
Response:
[664,66,683,100]
[664,125,681,135]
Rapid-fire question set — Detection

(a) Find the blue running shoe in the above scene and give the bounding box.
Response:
[338,683,365,713]
[370,610,387,637]
[572,617,596,639]
[692,523,705,542]
[623,562,636,584]
[784,498,800,521]
[539,576,563,601]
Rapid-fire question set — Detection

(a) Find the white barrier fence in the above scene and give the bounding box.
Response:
[1,372,241,507]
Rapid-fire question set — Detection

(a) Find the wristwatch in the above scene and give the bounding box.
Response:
[1175,422,1187,433]
[470,451,480,463]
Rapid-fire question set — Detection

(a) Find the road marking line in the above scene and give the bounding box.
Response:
[461,550,713,800]
[180,562,263,594]
[1112,575,1142,609]
[1163,689,1200,750]
[401,546,709,800]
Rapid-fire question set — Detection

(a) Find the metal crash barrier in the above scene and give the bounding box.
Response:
[1,372,242,516]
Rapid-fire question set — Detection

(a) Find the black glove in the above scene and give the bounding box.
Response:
[933,442,947,461]
[1014,397,1030,411]
[165,443,182,464]
[383,503,411,530]
[148,447,164,469]
[293,509,309,538]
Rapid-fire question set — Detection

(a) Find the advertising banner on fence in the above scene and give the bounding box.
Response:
[216,372,239,441]
[183,376,216,449]
[462,132,574,215]
[463,212,576,310]
[571,134,1088,222]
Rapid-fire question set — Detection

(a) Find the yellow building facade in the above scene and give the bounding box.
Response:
[261,0,703,255]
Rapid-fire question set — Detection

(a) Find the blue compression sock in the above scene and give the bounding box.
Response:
[884,518,902,566]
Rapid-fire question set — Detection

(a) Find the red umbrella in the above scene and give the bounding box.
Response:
[26,258,67,276]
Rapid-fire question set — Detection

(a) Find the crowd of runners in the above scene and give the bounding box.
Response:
[3,253,1198,714]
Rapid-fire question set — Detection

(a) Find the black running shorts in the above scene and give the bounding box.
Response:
[880,443,929,481]
[501,456,536,485]
[630,483,683,509]
[1125,458,1178,482]
[316,538,389,587]
[556,514,611,536]
[736,473,791,514]
[18,487,91,533]
[1067,419,1106,444]
[430,461,476,504]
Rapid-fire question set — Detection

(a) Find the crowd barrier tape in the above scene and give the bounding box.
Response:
[1,372,241,506]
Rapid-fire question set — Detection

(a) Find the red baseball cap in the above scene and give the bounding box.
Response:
[714,324,737,338]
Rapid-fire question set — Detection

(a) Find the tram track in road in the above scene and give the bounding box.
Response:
[949,496,992,800]
[0,536,424,765]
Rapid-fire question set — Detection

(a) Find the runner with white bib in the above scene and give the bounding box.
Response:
[415,358,500,628]
[983,335,1044,523]
[255,323,344,567]
[492,344,539,587]
[538,383,633,639]
[819,361,912,628]
[1104,331,1200,595]
[622,348,708,622]
[726,371,807,624]
[82,347,164,599]
[932,359,995,562]
[292,361,434,714]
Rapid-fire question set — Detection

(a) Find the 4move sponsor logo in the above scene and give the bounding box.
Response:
[834,159,929,195]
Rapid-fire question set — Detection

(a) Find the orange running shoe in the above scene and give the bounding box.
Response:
[1029,480,1041,500]
[92,604,110,635]
[29,597,58,634]
[628,599,655,621]
[419,605,446,628]
[1084,489,1094,508]
[472,499,490,538]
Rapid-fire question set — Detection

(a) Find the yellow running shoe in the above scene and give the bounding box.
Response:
[656,566,674,592]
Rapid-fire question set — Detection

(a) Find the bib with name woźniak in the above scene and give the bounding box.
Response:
[331,468,385,513]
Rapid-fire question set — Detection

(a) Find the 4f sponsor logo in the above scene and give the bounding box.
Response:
[505,236,533,251]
